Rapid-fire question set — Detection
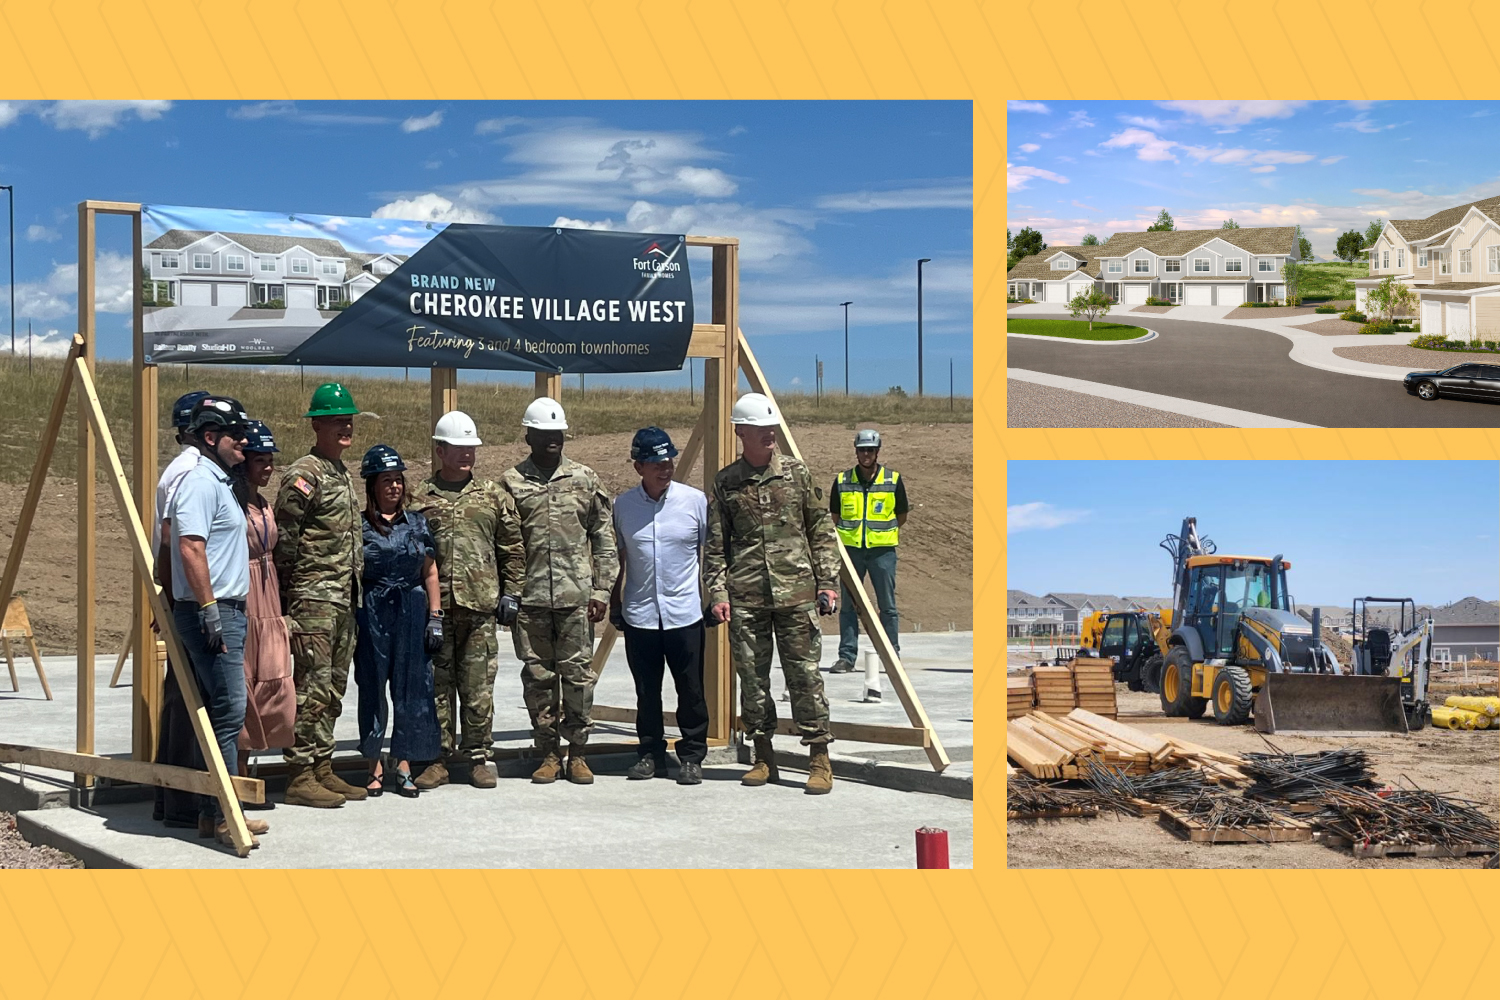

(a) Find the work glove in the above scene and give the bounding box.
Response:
[496,595,520,628]
[816,591,838,617]
[424,613,444,655]
[198,601,225,655]
[608,602,626,631]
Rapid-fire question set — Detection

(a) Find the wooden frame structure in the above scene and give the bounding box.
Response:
[0,207,946,861]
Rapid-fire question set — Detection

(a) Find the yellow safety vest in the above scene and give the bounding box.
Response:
[834,466,900,548]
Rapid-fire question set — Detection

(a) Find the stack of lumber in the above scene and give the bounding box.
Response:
[1071,656,1118,718]
[1007,674,1034,719]
[1033,665,1075,715]
[1005,708,1248,784]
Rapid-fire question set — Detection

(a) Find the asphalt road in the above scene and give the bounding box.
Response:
[1008,313,1500,428]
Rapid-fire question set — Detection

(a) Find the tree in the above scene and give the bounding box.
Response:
[1281,260,1303,307]
[1367,275,1417,329]
[1299,237,1314,261]
[1068,287,1112,331]
[1081,233,1100,246]
[1363,219,1385,248]
[1146,209,1175,232]
[1012,226,1046,258]
[1334,229,1365,262]
[1220,218,1240,229]
[1007,229,1013,253]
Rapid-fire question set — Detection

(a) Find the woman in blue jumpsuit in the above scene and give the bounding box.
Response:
[355,445,444,797]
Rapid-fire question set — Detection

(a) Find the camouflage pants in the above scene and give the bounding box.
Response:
[283,600,356,766]
[730,604,832,745]
[432,607,500,764]
[514,605,595,748]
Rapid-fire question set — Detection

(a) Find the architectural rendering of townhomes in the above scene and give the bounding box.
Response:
[1356,195,1500,339]
[1007,226,1298,307]
[143,229,407,311]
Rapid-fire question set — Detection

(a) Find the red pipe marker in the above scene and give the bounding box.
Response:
[915,826,950,869]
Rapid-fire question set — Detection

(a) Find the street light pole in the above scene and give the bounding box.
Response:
[840,300,852,394]
[1,185,12,358]
[917,258,931,397]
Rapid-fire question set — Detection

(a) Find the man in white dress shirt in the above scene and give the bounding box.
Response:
[610,427,710,785]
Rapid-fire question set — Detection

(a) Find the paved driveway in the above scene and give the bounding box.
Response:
[1008,313,1500,428]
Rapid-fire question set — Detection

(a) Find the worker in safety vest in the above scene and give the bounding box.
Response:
[828,428,908,673]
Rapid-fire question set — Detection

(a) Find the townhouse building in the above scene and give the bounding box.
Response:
[1357,195,1500,339]
[1007,226,1299,307]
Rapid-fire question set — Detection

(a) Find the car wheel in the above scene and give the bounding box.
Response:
[1416,380,1439,400]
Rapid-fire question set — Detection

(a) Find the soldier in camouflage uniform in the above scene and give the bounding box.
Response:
[705,392,843,794]
[406,409,524,789]
[500,397,618,785]
[274,382,367,808]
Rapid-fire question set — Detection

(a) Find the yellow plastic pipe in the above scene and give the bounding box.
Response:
[1444,696,1500,717]
[1431,707,1474,730]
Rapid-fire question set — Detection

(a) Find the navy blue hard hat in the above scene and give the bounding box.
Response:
[172,390,213,429]
[361,444,406,479]
[241,419,279,454]
[630,426,678,463]
[188,396,251,436]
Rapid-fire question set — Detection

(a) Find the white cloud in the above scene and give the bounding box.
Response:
[25,224,59,242]
[1122,116,1168,130]
[1068,110,1095,128]
[552,215,616,231]
[228,101,392,126]
[728,125,747,136]
[0,101,22,127]
[475,116,523,135]
[1,327,74,359]
[39,100,171,138]
[372,193,495,224]
[1101,127,1315,169]
[1018,143,1040,153]
[736,255,971,335]
[1007,164,1068,191]
[1157,100,1307,131]
[13,252,134,321]
[1249,165,1276,173]
[1333,112,1397,133]
[815,182,971,211]
[1320,155,1346,165]
[1008,502,1088,534]
[1008,101,1050,114]
[401,110,444,133]
[1100,128,1179,162]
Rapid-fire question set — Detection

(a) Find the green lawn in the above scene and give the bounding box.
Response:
[1298,261,1366,300]
[1007,318,1147,341]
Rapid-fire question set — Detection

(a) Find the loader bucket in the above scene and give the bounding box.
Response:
[1253,674,1408,734]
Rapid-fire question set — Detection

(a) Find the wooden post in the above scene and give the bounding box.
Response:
[429,367,457,471]
[131,208,158,759]
[76,205,97,788]
[701,242,739,743]
[534,371,562,400]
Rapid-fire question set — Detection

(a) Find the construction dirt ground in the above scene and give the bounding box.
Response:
[1007,657,1500,870]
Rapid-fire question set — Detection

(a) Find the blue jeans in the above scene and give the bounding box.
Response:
[838,546,899,664]
[172,600,248,820]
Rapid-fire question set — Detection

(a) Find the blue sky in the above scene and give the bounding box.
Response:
[0,99,971,392]
[1008,100,1500,259]
[1008,461,1498,606]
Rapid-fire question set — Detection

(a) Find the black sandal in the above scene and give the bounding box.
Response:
[366,766,385,798]
[395,766,419,798]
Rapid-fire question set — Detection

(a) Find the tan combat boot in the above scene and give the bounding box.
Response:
[741,737,779,786]
[805,744,833,795]
[531,747,563,784]
[567,746,594,785]
[284,762,345,808]
[315,758,368,800]
[414,760,449,790]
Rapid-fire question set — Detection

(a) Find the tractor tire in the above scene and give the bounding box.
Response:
[1141,653,1164,694]
[1160,647,1196,717]
[1211,664,1254,726]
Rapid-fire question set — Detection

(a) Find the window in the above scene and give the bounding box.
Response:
[1052,258,1072,270]
[160,253,179,269]
[260,257,277,272]
[290,258,310,274]
[192,253,212,270]
[1164,259,1181,272]
[1258,259,1274,272]
[1382,251,1389,269]
[1225,259,1243,272]
[1134,259,1150,273]
[225,254,245,271]
[1106,260,1123,273]
[1193,258,1210,272]
[322,261,340,276]
[1440,253,1451,275]
[1489,247,1500,273]
[1460,249,1473,274]
[1419,250,1428,267]
[1397,249,1404,268]
[255,283,285,305]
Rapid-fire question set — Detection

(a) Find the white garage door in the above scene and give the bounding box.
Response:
[1185,284,1213,306]
[216,282,247,307]
[286,284,317,309]
[1124,285,1148,305]
[1447,301,1470,340]
[181,282,213,307]
[1069,281,1092,300]
[1218,285,1245,307]
[1423,300,1442,336]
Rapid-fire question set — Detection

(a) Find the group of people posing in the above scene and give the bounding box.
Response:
[151,382,908,849]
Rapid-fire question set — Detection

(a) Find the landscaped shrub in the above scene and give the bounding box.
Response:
[1144,296,1173,306]
[1409,333,1448,349]
[1341,308,1367,323]
[1314,304,1339,314]
[250,299,285,310]
[1359,321,1395,335]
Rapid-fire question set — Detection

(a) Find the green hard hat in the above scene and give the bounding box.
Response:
[305,382,359,418]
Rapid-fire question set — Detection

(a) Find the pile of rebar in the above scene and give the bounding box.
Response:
[1007,772,1106,817]
[1241,748,1378,803]
[1173,789,1297,835]
[1316,787,1500,852]
[1081,760,1214,808]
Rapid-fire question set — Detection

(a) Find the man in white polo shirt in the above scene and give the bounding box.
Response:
[610,427,710,785]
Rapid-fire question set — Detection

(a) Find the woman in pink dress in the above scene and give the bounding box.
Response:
[235,420,296,801]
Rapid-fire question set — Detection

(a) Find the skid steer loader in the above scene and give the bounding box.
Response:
[1156,517,1407,733]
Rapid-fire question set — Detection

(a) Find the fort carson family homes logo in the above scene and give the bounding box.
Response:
[632,240,683,278]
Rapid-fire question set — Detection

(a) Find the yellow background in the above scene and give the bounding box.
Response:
[0,1,1497,996]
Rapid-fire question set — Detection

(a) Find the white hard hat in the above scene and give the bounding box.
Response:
[854,428,882,448]
[522,396,568,430]
[432,410,483,446]
[731,392,780,426]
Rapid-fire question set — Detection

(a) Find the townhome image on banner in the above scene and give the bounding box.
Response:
[1006,226,1298,306]
[1356,194,1500,339]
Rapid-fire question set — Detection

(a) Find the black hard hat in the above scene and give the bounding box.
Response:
[172,391,212,429]
[360,444,406,479]
[241,419,279,454]
[630,426,678,463]
[188,396,251,436]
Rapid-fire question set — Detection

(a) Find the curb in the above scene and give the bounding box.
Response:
[0,767,75,813]
[1007,328,1156,346]
[15,811,138,869]
[736,743,972,800]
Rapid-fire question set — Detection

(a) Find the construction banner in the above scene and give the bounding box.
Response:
[140,204,695,373]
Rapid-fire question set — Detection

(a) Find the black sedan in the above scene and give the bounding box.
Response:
[1404,362,1500,401]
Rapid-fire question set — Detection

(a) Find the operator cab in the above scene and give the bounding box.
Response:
[1183,555,1291,657]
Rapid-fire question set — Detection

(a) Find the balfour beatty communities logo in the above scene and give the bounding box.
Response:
[633,241,681,279]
